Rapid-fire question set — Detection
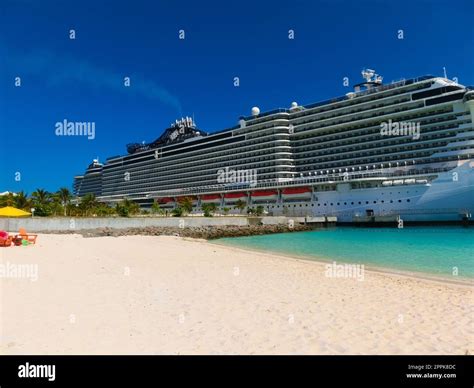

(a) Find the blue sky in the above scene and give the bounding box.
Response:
[1,0,473,194]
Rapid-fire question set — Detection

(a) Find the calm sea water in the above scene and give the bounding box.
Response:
[215,227,474,279]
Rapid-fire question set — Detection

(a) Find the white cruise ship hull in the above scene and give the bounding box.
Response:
[74,73,474,225]
[270,161,474,223]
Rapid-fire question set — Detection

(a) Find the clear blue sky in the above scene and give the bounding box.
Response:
[1,0,473,194]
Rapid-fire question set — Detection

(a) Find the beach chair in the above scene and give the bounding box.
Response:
[17,228,38,244]
[0,231,12,247]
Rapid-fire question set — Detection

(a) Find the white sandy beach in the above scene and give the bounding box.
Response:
[0,234,472,355]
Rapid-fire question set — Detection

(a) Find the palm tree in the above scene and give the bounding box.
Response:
[0,192,16,207]
[31,189,51,216]
[234,199,246,214]
[115,198,140,217]
[95,203,115,216]
[50,192,67,216]
[31,189,50,206]
[151,202,163,215]
[177,197,193,215]
[122,198,140,215]
[14,191,30,210]
[255,205,264,216]
[80,193,98,216]
[202,203,217,217]
[57,188,72,216]
[171,206,184,217]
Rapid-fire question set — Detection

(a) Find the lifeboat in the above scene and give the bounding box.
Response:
[250,190,278,202]
[223,192,248,203]
[200,194,221,203]
[281,186,312,200]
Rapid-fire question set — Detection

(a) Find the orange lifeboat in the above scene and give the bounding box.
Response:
[250,190,278,202]
[223,192,248,203]
[200,194,221,203]
[281,187,312,200]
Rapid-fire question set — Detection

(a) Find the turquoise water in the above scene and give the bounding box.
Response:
[215,227,474,279]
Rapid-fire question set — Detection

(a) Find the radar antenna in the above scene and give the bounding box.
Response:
[361,69,375,83]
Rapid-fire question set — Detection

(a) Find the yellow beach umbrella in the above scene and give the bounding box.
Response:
[0,206,31,217]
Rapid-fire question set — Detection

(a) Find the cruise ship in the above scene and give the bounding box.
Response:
[74,70,474,223]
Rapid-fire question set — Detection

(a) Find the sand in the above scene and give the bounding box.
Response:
[0,234,472,355]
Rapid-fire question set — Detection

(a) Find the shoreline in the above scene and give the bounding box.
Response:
[11,223,472,285]
[211,239,474,287]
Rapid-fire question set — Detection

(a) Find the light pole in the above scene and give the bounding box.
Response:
[31,208,35,218]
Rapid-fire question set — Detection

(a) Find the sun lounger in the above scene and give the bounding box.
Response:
[17,228,38,244]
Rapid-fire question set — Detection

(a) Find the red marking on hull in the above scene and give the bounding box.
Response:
[201,194,221,200]
[282,187,311,195]
[251,190,278,197]
[224,192,248,199]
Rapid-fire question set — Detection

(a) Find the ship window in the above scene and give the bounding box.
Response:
[407,199,411,202]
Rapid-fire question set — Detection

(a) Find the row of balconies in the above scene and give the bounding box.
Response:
[291,112,462,147]
[295,129,471,162]
[296,140,470,169]
[101,164,296,190]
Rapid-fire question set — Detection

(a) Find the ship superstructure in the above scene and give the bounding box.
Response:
[74,70,474,222]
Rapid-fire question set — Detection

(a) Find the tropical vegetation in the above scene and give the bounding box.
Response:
[0,190,250,217]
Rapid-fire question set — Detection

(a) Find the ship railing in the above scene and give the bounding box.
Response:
[376,208,470,216]
[132,166,449,199]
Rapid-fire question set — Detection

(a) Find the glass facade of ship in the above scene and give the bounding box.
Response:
[74,73,474,222]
